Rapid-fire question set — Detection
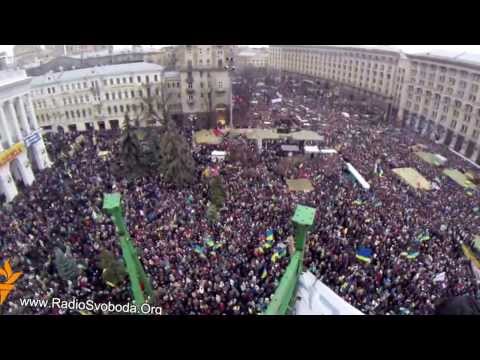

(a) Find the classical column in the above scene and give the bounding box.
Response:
[7,100,22,142]
[16,96,32,136]
[0,104,13,146]
[0,164,18,203]
[14,150,35,186]
[25,94,51,169]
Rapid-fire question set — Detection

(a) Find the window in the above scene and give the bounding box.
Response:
[106,93,110,101]
[125,91,128,99]
[82,109,86,117]
[116,78,120,85]
[460,125,468,134]
[103,80,107,86]
[137,76,141,83]
[119,92,122,100]
[126,104,130,112]
[139,90,143,97]
[108,106,111,115]
[131,90,135,98]
[120,105,124,112]
[71,110,75,118]
[112,93,116,100]
[76,110,81,118]
[129,77,133,83]
[123,78,127,84]
[451,120,457,129]
[113,106,118,113]
[154,75,158,82]
[110,79,114,85]
[83,82,87,89]
[65,111,69,119]
[473,130,479,139]
[88,109,92,116]
[146,76,150,83]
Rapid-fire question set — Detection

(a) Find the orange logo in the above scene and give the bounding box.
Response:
[0,259,22,305]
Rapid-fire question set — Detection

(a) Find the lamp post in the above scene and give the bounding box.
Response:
[225,56,235,128]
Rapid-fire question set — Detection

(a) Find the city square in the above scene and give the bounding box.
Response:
[0,45,479,315]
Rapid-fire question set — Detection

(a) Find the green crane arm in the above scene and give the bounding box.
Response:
[103,193,154,306]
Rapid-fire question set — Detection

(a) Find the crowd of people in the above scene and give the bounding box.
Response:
[0,72,479,315]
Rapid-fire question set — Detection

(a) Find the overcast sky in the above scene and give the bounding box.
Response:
[2,45,480,57]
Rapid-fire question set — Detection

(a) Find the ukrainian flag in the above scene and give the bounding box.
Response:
[356,247,373,264]
[266,229,274,241]
[261,269,268,279]
[406,252,419,259]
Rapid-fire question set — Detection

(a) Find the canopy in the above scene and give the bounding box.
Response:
[392,167,432,190]
[272,98,282,104]
[286,179,314,192]
[341,112,350,118]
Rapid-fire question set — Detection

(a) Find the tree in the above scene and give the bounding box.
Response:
[159,122,196,186]
[54,248,79,282]
[119,114,144,179]
[206,203,219,224]
[97,249,126,286]
[209,175,226,208]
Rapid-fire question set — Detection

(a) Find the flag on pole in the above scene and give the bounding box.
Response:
[356,247,373,263]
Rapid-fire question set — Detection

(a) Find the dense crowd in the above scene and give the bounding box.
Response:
[1,74,479,315]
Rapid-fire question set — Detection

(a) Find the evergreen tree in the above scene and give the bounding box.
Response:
[206,203,219,224]
[54,248,79,282]
[119,114,144,178]
[159,122,196,186]
[209,176,226,208]
[97,249,126,286]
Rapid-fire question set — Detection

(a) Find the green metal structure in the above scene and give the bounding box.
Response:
[103,193,154,306]
[264,205,316,315]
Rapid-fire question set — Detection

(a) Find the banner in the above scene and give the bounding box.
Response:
[0,143,25,167]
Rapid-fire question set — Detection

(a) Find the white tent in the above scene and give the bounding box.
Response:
[272,98,282,104]
[294,272,363,315]
[320,149,338,154]
[211,150,227,162]
[304,145,320,154]
[341,112,350,118]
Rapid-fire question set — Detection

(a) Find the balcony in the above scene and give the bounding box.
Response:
[215,87,226,94]
[186,87,195,94]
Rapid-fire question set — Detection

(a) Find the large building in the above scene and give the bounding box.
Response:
[30,62,167,133]
[0,69,51,202]
[400,51,480,163]
[178,45,233,125]
[236,48,269,69]
[268,45,480,165]
[13,45,45,67]
[64,45,113,57]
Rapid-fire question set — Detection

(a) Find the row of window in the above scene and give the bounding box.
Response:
[32,73,162,97]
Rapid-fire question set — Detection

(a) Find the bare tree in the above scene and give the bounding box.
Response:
[138,74,174,128]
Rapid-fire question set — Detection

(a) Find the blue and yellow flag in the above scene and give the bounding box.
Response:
[266,229,274,241]
[356,247,373,264]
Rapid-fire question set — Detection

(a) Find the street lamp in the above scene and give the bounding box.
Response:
[225,57,235,128]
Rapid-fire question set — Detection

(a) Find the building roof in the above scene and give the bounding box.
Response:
[272,45,405,57]
[411,49,480,70]
[30,62,164,87]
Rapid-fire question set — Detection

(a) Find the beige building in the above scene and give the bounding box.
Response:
[178,45,233,124]
[65,45,113,57]
[13,45,45,67]
[399,51,480,163]
[268,45,480,165]
[236,48,269,69]
[30,62,166,133]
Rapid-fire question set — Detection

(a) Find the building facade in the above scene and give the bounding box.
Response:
[179,45,233,124]
[64,45,113,57]
[236,48,269,69]
[0,69,51,202]
[400,53,480,163]
[268,46,480,165]
[30,63,167,133]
